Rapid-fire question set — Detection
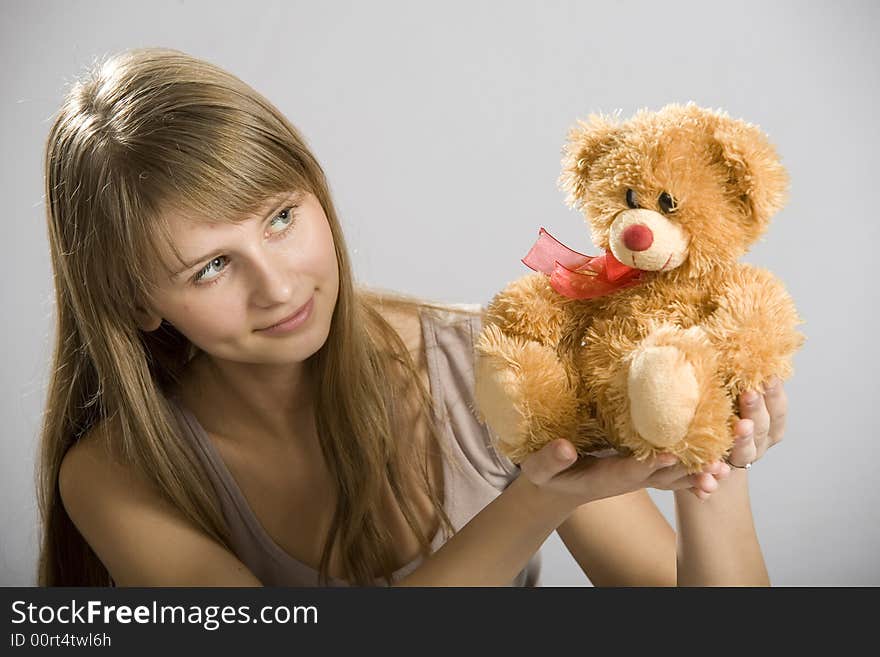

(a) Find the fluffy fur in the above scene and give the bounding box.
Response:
[474,103,806,473]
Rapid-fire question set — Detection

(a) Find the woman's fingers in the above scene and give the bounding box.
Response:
[645,456,734,499]
[763,378,788,445]
[691,487,711,500]
[520,436,740,503]
[727,417,759,468]
[651,461,730,500]
[738,385,771,452]
[656,460,733,503]
[519,438,578,486]
[516,380,789,501]
[694,471,719,493]
[648,461,689,487]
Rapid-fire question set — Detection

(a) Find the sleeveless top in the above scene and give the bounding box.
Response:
[166,304,542,586]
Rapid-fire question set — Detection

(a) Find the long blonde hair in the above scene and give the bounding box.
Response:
[37,47,463,586]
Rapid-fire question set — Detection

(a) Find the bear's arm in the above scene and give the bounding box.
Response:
[483,271,581,348]
[702,264,806,397]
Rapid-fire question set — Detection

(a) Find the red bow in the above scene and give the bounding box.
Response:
[521,227,646,299]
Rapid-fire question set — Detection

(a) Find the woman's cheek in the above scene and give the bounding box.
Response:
[179,299,243,343]
[317,221,339,285]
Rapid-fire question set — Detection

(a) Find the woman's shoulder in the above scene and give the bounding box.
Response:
[376,300,424,357]
[57,415,263,586]
[59,415,150,513]
[58,416,149,536]
[358,286,484,347]
[60,416,124,476]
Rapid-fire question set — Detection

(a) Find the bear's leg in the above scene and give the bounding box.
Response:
[474,323,584,465]
[618,323,733,471]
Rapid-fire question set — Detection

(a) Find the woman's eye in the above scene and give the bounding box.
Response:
[268,206,296,232]
[658,191,678,214]
[192,205,299,286]
[194,256,227,284]
[625,188,640,209]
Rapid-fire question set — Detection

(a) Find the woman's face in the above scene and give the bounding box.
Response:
[141,189,340,365]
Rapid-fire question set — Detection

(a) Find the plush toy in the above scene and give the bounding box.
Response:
[474,103,805,473]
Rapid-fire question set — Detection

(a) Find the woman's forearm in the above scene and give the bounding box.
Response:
[394,474,573,586]
[674,468,769,586]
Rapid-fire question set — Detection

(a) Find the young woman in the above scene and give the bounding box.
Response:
[38,47,786,587]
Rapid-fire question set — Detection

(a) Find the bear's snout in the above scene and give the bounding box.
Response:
[609,208,690,272]
[622,224,653,252]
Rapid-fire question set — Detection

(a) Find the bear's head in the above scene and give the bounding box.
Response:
[558,103,789,279]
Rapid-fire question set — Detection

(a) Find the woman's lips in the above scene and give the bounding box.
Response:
[257,295,314,332]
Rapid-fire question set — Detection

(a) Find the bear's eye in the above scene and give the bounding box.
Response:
[658,191,678,214]
[625,189,640,209]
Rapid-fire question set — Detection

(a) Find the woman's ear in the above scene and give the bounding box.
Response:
[711,116,790,227]
[134,303,163,332]
[558,112,623,210]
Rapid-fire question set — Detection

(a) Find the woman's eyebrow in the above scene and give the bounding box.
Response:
[171,192,298,278]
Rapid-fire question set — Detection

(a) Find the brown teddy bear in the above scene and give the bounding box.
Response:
[474,103,806,473]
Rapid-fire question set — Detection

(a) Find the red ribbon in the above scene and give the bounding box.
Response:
[521,227,646,299]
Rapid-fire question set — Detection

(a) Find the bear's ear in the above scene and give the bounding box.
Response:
[559,113,623,209]
[711,116,790,226]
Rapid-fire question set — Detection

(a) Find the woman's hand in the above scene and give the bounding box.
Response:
[517,376,789,508]
[725,376,787,472]
[517,440,731,511]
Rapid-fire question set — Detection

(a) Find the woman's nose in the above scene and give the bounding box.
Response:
[251,258,294,305]
[622,224,654,251]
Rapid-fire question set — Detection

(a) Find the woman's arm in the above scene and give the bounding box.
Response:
[674,379,785,586]
[395,442,698,586]
[554,466,765,587]
[402,379,785,587]
[408,463,762,588]
[560,381,783,587]
[674,468,768,586]
[556,490,676,586]
[394,473,572,586]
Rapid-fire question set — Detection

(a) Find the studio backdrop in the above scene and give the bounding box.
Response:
[2,0,877,586]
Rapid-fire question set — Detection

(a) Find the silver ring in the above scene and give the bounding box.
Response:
[724,456,752,470]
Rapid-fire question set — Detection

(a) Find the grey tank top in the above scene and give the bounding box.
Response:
[166,304,542,586]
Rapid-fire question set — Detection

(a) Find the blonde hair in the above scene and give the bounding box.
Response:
[37,47,470,586]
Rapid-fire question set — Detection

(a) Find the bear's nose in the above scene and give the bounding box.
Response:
[622,224,654,251]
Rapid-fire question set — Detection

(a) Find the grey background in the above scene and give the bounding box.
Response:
[3,0,877,586]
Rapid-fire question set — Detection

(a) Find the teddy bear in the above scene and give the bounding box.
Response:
[473,102,806,473]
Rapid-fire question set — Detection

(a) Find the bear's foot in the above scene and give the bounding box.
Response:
[618,323,732,471]
[474,324,581,464]
[627,345,699,448]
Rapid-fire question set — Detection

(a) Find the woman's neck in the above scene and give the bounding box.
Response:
[179,351,318,449]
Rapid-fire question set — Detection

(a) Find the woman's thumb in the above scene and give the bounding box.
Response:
[520,439,577,486]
